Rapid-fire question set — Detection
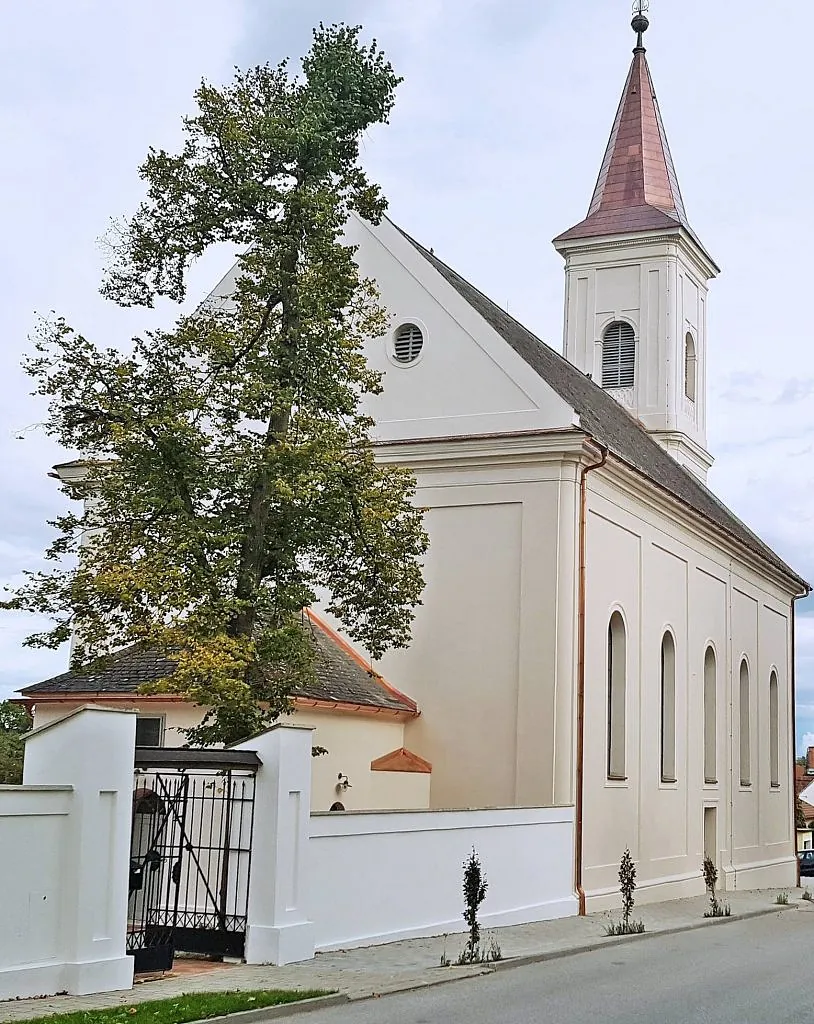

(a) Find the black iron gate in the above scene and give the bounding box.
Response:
[127,747,259,973]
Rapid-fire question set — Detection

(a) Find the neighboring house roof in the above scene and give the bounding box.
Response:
[19,611,417,717]
[393,223,807,592]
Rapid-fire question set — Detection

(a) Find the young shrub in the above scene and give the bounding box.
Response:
[456,848,488,964]
[701,855,730,918]
[775,891,790,905]
[452,849,503,965]
[802,889,812,903]
[604,848,645,936]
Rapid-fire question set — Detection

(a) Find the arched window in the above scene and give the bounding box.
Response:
[684,333,697,402]
[607,612,627,779]
[769,671,780,788]
[660,632,677,783]
[703,647,717,784]
[739,659,751,786]
[601,322,636,389]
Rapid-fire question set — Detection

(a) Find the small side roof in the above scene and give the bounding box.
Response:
[20,611,417,716]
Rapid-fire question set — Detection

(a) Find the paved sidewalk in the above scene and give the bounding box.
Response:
[1,888,808,1021]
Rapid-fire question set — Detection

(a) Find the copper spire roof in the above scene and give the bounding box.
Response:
[554,47,693,243]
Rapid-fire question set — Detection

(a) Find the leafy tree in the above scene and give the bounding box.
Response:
[0,701,31,785]
[3,24,427,745]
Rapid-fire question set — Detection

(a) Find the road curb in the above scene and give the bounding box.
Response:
[345,904,800,1004]
[185,994,349,1024]
[487,903,798,973]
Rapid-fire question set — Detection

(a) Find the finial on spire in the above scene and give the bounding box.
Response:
[631,0,650,51]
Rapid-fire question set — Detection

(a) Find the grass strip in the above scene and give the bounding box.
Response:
[11,989,334,1024]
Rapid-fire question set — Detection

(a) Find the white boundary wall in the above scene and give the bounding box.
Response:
[0,706,135,1000]
[238,726,577,964]
[310,806,577,951]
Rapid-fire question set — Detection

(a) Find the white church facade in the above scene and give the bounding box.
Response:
[21,18,808,912]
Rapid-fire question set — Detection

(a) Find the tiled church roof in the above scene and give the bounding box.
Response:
[394,223,807,591]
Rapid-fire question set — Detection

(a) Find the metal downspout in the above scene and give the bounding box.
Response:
[575,440,608,916]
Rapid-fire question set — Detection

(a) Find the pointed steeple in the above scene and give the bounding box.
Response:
[554,15,694,244]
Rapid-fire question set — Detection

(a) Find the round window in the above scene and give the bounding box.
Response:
[393,323,424,364]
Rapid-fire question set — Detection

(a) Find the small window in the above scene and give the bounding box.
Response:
[607,612,627,779]
[739,660,751,786]
[769,671,780,788]
[703,647,717,784]
[601,321,636,389]
[135,716,164,748]
[660,632,676,783]
[393,323,424,364]
[684,333,697,402]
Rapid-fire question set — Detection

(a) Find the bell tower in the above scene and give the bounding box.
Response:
[553,3,719,481]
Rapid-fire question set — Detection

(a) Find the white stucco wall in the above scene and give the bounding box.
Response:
[581,464,796,909]
[29,701,430,813]
[309,806,576,951]
[346,215,578,442]
[0,707,135,1000]
[559,233,715,479]
[363,433,583,811]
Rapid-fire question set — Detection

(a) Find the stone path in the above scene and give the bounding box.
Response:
[0,888,806,1022]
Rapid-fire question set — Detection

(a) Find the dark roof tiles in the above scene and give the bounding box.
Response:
[20,615,416,714]
[395,223,806,591]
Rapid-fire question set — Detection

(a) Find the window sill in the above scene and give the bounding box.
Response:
[770,783,782,791]
[605,776,629,789]
[704,779,718,787]
[739,783,753,792]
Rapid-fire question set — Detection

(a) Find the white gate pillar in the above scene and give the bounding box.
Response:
[234,724,315,964]
[23,705,136,995]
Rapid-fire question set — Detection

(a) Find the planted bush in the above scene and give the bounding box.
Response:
[454,848,503,965]
[604,848,645,936]
[702,856,730,918]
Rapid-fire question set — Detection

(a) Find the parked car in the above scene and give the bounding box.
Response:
[798,850,814,876]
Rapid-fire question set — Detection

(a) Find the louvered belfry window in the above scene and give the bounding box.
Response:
[393,323,424,364]
[601,321,636,389]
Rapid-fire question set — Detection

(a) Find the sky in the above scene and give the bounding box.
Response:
[2,1,814,747]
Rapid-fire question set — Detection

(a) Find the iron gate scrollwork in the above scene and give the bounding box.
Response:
[127,748,259,973]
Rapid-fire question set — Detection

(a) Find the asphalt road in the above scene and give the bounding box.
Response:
[294,910,813,1024]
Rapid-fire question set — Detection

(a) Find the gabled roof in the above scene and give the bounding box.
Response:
[554,48,706,256]
[370,747,432,774]
[392,223,807,592]
[19,612,417,716]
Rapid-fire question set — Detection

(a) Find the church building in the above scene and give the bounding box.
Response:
[21,10,808,910]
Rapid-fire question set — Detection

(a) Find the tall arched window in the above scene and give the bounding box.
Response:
[607,612,627,779]
[601,322,636,389]
[660,632,676,783]
[769,671,780,789]
[739,659,751,786]
[703,647,717,784]
[684,333,697,402]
